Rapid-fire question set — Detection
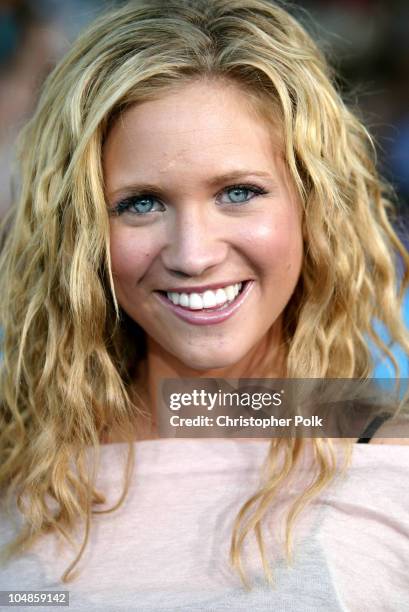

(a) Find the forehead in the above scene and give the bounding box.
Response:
[103,80,284,188]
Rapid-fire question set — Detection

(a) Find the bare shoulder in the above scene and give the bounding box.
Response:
[368,415,409,445]
[370,438,409,445]
[370,438,409,446]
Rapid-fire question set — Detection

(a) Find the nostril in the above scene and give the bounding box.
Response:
[168,269,192,279]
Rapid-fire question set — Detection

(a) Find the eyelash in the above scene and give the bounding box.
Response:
[110,183,268,216]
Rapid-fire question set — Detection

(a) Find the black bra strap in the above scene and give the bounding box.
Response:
[357,413,391,443]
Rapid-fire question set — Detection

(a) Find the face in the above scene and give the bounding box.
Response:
[104,79,303,372]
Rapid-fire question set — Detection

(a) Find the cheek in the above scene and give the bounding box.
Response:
[109,226,155,285]
[238,207,303,274]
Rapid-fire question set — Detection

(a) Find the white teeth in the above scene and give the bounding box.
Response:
[215,288,227,305]
[202,290,217,308]
[166,282,243,310]
[169,292,179,305]
[189,293,203,310]
[179,293,189,307]
[225,285,235,301]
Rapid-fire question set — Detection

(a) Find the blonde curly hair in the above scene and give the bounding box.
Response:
[0,0,408,586]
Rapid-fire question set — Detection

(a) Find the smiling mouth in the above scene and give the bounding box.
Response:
[154,280,254,326]
[157,280,248,312]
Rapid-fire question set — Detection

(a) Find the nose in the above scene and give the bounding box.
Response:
[160,206,228,278]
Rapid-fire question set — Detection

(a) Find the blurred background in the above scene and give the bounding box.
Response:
[0,0,408,377]
[0,0,408,222]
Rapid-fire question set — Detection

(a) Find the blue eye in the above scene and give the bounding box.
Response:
[110,183,267,216]
[111,195,164,216]
[220,184,266,205]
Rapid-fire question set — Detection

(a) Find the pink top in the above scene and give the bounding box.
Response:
[0,439,408,611]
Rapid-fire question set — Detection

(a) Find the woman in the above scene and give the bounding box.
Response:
[0,0,408,609]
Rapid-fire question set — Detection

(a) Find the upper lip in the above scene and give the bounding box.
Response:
[157,280,248,294]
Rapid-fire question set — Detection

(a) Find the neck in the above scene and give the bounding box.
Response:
[146,322,286,424]
[101,323,286,444]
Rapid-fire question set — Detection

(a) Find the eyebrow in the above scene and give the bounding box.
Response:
[204,170,276,186]
[107,170,277,200]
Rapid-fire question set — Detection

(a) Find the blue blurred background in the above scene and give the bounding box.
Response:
[0,0,408,378]
[0,0,408,219]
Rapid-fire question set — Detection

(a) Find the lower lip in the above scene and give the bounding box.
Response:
[154,281,254,326]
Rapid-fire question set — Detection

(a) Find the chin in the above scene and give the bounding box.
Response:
[174,348,243,373]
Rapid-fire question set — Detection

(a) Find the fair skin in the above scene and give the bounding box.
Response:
[104,79,302,398]
[103,78,408,446]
